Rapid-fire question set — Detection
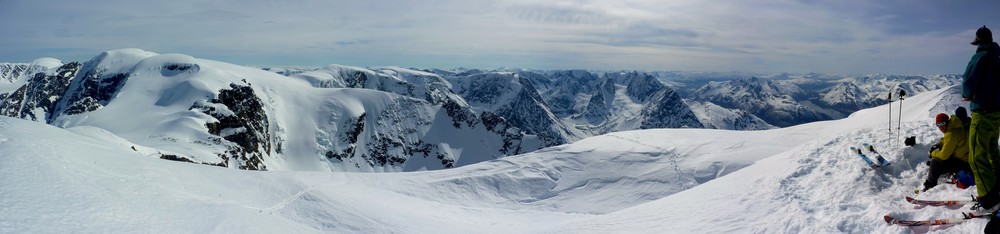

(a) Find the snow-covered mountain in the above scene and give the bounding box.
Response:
[0,49,546,172]
[266,65,574,147]
[613,71,703,131]
[689,76,827,127]
[686,74,962,127]
[687,101,775,130]
[266,66,962,133]
[538,70,602,117]
[268,67,965,134]
[451,70,704,135]
[0,60,78,122]
[4,82,985,232]
[818,74,962,115]
[447,72,583,145]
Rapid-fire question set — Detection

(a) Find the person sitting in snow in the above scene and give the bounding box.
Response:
[921,112,971,191]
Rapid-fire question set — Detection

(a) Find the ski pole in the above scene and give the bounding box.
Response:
[894,88,914,169]
[887,92,892,133]
[897,89,905,134]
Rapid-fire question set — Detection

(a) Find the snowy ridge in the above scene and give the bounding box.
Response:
[2,78,982,232]
[687,101,775,130]
[0,49,545,172]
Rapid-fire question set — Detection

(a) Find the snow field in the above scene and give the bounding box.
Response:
[0,71,985,233]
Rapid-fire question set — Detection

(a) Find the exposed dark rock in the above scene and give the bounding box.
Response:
[63,97,101,115]
[639,89,704,129]
[159,154,196,163]
[164,64,192,71]
[480,111,525,155]
[189,83,271,170]
[496,78,567,146]
[442,99,478,128]
[326,113,365,161]
[51,67,131,120]
[0,62,80,122]
[0,64,34,82]
[625,71,665,103]
[159,153,228,168]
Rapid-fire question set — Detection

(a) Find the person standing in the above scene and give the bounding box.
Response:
[958,26,1000,233]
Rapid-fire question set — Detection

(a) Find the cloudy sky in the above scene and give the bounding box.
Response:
[1,0,998,74]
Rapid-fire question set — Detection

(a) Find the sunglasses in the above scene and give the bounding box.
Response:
[936,121,947,127]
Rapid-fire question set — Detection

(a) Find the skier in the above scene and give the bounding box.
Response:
[957,25,1000,233]
[921,113,970,191]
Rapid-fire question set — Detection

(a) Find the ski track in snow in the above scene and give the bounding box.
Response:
[604,133,688,186]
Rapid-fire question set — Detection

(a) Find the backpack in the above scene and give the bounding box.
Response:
[955,107,972,131]
[956,170,976,189]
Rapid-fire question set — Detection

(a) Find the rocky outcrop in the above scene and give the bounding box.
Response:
[189,83,270,170]
[51,69,131,120]
[639,89,704,129]
[0,62,80,122]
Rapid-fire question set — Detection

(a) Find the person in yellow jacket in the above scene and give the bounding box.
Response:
[922,113,972,191]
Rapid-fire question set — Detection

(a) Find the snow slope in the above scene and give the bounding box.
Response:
[560,86,977,233]
[1,85,985,233]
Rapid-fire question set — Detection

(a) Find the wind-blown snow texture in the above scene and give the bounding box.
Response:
[1,82,984,233]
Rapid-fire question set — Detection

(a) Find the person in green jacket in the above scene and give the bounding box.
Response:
[922,113,971,191]
[960,25,1000,233]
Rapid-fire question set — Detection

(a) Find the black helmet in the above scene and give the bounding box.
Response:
[972,25,993,45]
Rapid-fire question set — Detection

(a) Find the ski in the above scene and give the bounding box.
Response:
[905,196,976,206]
[850,146,879,168]
[862,143,891,167]
[884,211,992,227]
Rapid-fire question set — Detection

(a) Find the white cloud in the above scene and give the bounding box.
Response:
[0,0,997,74]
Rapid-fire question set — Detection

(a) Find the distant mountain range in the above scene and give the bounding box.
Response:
[0,49,962,172]
[280,66,960,130]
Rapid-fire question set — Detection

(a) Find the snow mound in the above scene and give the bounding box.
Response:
[29,57,62,68]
